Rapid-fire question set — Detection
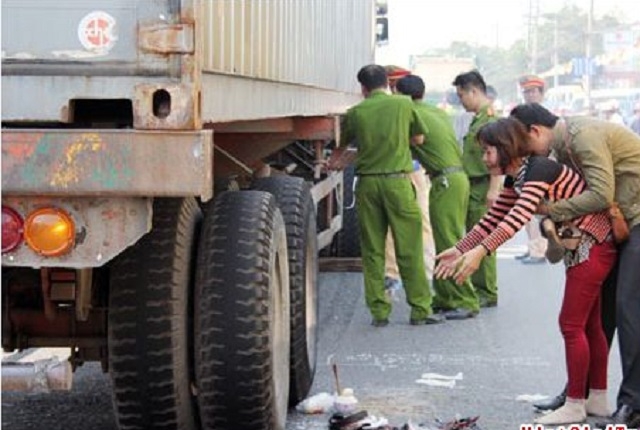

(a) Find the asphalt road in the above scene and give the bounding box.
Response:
[2,235,623,430]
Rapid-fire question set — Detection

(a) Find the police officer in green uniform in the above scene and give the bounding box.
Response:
[396,75,479,320]
[452,71,500,307]
[328,65,444,326]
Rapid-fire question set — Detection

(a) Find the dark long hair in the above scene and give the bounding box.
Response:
[476,118,531,171]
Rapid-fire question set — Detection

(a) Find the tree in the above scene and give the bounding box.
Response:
[535,5,622,74]
[420,4,624,103]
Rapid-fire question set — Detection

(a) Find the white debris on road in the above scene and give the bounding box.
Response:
[515,394,550,403]
[415,371,463,388]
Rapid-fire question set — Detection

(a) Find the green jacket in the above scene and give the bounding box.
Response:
[548,116,640,228]
[340,90,429,175]
[462,104,497,178]
[410,102,463,174]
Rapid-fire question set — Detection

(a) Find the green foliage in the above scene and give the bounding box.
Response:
[537,5,621,72]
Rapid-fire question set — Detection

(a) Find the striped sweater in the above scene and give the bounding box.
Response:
[457,156,612,255]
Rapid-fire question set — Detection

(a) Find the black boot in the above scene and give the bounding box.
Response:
[595,404,640,429]
[533,387,567,411]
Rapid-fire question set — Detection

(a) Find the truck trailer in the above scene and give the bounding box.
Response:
[1,1,377,429]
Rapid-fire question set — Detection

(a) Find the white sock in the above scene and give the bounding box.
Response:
[534,397,586,425]
[586,389,611,417]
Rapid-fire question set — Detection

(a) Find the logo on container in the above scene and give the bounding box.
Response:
[78,11,117,53]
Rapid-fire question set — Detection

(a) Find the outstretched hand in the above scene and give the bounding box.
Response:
[434,247,463,280]
[452,246,487,285]
[435,246,487,285]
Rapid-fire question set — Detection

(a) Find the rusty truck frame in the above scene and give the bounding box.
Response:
[1,1,378,429]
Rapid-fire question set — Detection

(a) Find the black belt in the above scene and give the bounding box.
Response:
[358,172,410,179]
[468,175,490,184]
[429,166,464,180]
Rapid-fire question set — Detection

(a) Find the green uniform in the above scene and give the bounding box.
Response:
[462,104,498,304]
[341,90,434,321]
[410,102,479,312]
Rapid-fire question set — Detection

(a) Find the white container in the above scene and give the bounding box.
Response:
[333,388,359,415]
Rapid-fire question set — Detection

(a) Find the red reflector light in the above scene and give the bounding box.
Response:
[2,206,24,253]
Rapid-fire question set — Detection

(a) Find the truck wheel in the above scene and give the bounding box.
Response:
[252,176,318,405]
[336,165,361,257]
[195,191,290,430]
[108,197,200,430]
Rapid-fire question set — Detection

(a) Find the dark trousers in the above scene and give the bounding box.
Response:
[601,259,617,350]
[616,223,640,410]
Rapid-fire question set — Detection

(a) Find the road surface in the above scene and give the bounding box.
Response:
[2,235,622,429]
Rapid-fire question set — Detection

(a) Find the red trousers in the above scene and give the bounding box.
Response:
[561,239,617,399]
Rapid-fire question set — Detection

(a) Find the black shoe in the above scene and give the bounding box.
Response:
[521,256,546,265]
[515,252,530,260]
[410,314,445,325]
[479,297,498,308]
[329,410,369,430]
[596,404,640,429]
[443,308,478,320]
[533,388,567,411]
[371,319,389,327]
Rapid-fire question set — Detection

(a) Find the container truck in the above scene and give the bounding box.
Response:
[1,1,378,429]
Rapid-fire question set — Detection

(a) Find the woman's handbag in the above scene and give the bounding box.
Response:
[540,217,582,263]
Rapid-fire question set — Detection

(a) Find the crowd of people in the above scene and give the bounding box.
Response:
[326,64,640,428]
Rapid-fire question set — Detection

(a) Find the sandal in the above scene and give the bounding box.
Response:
[329,410,369,430]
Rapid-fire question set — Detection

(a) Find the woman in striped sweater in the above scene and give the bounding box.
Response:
[434,118,617,426]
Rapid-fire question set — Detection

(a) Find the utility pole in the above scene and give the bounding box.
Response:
[554,16,559,88]
[532,0,540,73]
[585,0,594,109]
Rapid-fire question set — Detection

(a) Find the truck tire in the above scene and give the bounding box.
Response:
[195,191,290,430]
[252,176,318,405]
[336,165,361,257]
[108,197,200,430]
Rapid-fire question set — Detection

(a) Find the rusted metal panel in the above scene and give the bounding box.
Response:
[6,309,106,348]
[138,23,194,55]
[133,83,199,130]
[212,118,295,133]
[2,129,213,199]
[213,135,289,171]
[1,197,151,268]
[212,116,337,169]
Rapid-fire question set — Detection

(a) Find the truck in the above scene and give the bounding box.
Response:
[1,1,378,429]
